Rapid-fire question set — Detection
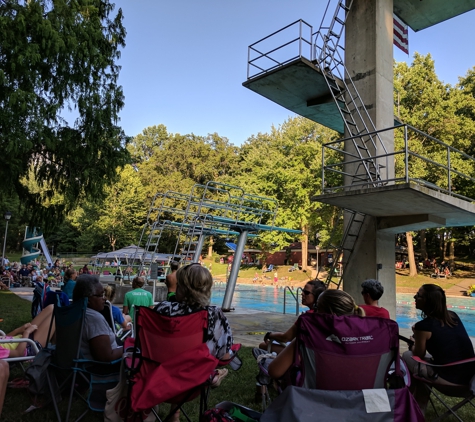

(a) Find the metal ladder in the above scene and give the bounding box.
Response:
[315,1,387,289]
[320,209,366,290]
[315,0,388,187]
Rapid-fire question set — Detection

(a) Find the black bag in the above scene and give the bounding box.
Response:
[25,346,61,410]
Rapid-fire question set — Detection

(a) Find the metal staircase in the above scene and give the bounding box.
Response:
[320,209,366,290]
[315,0,387,289]
[315,0,388,187]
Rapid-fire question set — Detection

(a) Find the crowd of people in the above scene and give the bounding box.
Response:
[1,259,474,420]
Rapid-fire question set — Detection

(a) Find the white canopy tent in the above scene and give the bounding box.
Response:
[92,244,173,263]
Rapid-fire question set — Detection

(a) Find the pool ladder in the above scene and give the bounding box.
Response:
[283,286,303,315]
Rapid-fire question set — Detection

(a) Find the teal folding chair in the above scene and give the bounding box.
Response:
[46,298,120,422]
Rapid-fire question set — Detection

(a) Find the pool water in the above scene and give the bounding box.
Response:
[211,285,475,337]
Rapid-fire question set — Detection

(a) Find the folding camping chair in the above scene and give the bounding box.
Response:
[259,313,424,422]
[100,300,133,343]
[0,329,40,365]
[410,355,475,421]
[124,306,241,422]
[46,298,120,422]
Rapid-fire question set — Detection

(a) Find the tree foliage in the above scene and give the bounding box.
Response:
[69,164,147,251]
[232,117,339,257]
[0,0,130,223]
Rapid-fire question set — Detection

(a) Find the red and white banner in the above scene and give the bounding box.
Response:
[393,14,409,54]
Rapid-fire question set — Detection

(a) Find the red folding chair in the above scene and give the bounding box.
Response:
[411,355,475,421]
[124,306,240,422]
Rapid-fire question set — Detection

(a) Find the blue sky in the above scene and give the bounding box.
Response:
[113,1,475,146]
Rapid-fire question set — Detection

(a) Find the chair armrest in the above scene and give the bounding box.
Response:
[74,357,122,366]
[218,344,242,370]
[411,355,475,367]
[0,337,39,362]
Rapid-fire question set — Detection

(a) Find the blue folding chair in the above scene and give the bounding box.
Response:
[46,298,120,422]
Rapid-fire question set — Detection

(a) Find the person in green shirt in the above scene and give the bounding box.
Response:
[123,276,153,319]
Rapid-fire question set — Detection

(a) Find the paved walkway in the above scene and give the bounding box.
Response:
[10,286,415,351]
[12,285,475,350]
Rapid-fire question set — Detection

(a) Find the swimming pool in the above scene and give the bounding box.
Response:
[210,285,475,337]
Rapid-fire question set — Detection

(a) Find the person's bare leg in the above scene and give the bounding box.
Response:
[30,304,54,346]
[0,359,9,417]
[33,315,55,347]
[30,304,53,327]
[168,404,180,422]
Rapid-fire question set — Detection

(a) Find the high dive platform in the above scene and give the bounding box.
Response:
[242,0,475,316]
[134,182,301,310]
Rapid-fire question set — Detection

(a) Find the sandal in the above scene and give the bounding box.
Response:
[210,368,228,388]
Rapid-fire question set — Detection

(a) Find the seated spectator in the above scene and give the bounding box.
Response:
[104,285,131,330]
[72,274,123,362]
[165,261,179,302]
[154,263,233,367]
[62,268,78,300]
[0,360,8,418]
[18,264,30,284]
[259,279,325,354]
[0,304,54,358]
[268,289,364,380]
[359,279,390,318]
[154,264,234,422]
[402,284,475,415]
[123,276,153,318]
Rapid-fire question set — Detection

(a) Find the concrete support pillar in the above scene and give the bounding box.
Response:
[343,0,396,317]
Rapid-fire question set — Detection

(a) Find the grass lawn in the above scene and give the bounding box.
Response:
[1,287,474,421]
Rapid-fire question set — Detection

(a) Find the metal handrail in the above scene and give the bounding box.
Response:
[322,123,475,202]
[283,286,302,315]
[247,20,313,79]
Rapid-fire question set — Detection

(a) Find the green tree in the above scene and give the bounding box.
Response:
[71,165,147,251]
[232,117,339,269]
[129,125,239,202]
[0,0,129,223]
[394,54,475,272]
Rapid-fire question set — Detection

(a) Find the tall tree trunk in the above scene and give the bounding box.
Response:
[407,232,417,276]
[449,239,455,269]
[420,229,427,259]
[301,224,308,271]
[207,236,214,258]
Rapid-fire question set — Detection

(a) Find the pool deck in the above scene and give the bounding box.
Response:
[10,286,446,352]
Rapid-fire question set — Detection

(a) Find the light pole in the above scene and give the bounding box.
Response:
[2,212,12,285]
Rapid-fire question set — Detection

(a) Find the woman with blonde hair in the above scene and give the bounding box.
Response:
[268,289,364,380]
[154,263,235,422]
[154,263,233,361]
[316,289,365,317]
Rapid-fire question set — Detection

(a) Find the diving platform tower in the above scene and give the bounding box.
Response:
[243,0,475,317]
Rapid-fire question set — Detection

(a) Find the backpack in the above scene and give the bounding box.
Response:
[44,291,70,308]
